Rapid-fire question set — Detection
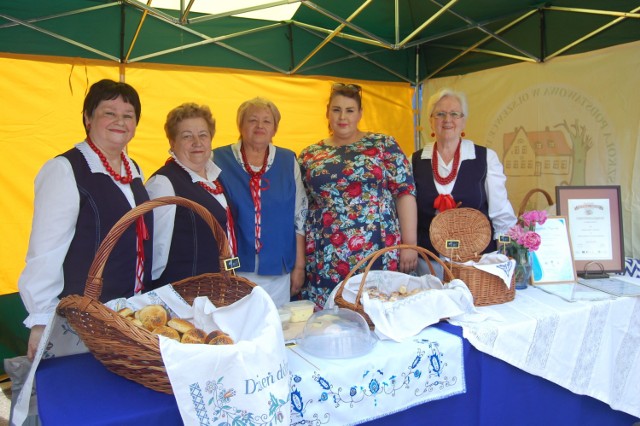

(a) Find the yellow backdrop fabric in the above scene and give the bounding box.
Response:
[0,55,413,295]
[421,41,640,260]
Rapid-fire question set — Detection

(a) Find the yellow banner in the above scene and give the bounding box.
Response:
[422,41,640,259]
[0,55,414,295]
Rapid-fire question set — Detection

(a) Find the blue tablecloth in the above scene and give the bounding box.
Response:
[366,323,638,426]
[35,323,639,426]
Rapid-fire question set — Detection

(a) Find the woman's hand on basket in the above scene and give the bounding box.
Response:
[399,248,418,273]
[27,324,45,361]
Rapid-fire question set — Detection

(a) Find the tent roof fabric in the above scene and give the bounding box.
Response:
[1,0,639,82]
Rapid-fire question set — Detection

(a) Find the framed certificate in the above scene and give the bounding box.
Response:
[555,185,624,276]
[531,216,577,284]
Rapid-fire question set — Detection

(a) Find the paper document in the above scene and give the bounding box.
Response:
[533,282,614,302]
[577,276,640,297]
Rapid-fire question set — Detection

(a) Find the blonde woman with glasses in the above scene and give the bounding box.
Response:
[298,82,418,308]
[411,88,516,274]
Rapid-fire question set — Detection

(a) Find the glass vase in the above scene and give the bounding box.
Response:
[513,249,532,290]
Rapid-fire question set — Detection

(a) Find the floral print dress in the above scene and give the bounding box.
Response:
[298,133,416,307]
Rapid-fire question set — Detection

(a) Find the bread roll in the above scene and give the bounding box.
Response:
[138,304,168,331]
[181,328,207,344]
[167,318,195,334]
[152,325,180,341]
[204,329,226,344]
[117,307,134,318]
[130,318,144,328]
[208,334,234,345]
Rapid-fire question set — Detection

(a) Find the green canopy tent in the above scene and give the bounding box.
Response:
[1,0,639,84]
[1,0,639,374]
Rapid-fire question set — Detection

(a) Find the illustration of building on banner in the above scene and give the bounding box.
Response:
[502,126,573,178]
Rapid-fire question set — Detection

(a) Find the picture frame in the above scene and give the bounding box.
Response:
[555,185,624,276]
[531,216,577,284]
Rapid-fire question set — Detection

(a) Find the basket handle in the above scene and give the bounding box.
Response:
[517,188,553,217]
[335,244,455,310]
[84,195,232,300]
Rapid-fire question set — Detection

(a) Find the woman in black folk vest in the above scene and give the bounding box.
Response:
[146,103,236,287]
[18,79,155,360]
[411,88,517,275]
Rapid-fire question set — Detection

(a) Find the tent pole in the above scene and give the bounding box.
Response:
[539,8,546,63]
[119,2,125,83]
[414,47,422,152]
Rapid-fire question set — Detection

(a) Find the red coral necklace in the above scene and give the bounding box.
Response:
[198,180,224,195]
[86,136,133,184]
[431,139,461,186]
[240,144,269,179]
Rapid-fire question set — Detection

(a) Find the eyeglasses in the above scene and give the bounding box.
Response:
[331,82,362,94]
[432,111,464,120]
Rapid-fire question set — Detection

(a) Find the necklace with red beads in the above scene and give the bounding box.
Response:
[86,136,133,184]
[432,139,461,186]
[198,180,224,195]
[240,144,269,178]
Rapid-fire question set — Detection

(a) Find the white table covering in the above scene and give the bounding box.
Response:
[450,287,640,418]
[287,326,465,426]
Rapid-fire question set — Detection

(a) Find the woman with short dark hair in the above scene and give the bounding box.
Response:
[19,79,155,360]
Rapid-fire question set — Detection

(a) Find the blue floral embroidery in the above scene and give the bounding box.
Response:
[290,337,458,423]
[411,354,422,369]
[291,389,304,414]
[317,377,330,390]
[368,379,380,394]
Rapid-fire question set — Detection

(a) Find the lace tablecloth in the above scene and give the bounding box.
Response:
[450,287,640,418]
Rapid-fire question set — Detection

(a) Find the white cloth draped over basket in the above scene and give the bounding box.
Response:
[161,286,290,426]
[11,284,193,426]
[451,252,516,289]
[327,270,477,342]
[12,285,290,426]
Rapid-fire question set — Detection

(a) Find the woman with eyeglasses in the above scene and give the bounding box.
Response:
[213,97,308,308]
[146,103,237,286]
[298,83,418,308]
[412,88,516,272]
[18,79,157,361]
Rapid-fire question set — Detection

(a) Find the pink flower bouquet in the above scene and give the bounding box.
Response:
[506,209,547,289]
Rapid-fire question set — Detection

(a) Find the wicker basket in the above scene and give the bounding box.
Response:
[430,207,515,306]
[56,196,256,394]
[517,188,554,216]
[334,244,455,327]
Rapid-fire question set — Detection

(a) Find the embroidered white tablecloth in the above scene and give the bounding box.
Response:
[287,326,465,425]
[450,287,640,418]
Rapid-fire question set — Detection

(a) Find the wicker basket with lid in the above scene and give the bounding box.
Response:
[429,207,515,306]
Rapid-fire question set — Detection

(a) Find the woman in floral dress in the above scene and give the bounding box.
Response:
[298,83,418,307]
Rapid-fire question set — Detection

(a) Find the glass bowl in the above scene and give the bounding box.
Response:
[296,306,377,359]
